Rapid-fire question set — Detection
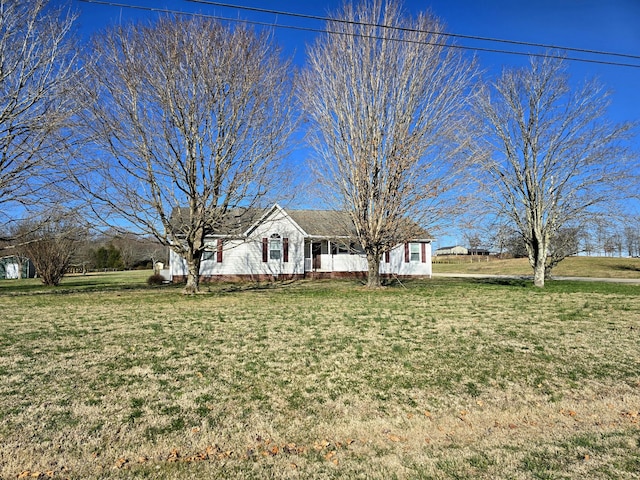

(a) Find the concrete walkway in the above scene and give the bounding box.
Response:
[432,272,640,284]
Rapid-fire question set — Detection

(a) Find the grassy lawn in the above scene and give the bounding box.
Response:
[433,255,640,279]
[0,274,639,479]
[0,270,152,294]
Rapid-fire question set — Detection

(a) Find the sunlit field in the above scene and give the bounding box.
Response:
[433,255,640,279]
[0,274,639,479]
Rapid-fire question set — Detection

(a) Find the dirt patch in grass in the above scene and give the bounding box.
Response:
[1,279,639,478]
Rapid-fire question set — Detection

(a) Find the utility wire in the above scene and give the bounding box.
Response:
[78,0,640,68]
[77,0,214,19]
[188,0,640,62]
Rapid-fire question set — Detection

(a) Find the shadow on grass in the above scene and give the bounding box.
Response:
[5,273,636,298]
[213,279,301,294]
[471,277,532,287]
[0,278,179,296]
[612,264,640,273]
[184,276,640,298]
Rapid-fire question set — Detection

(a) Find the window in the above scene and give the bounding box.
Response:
[331,242,350,255]
[202,239,223,262]
[263,234,288,262]
[410,243,420,262]
[269,234,281,260]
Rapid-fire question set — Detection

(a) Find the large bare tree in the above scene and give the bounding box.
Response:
[299,0,476,288]
[75,17,295,293]
[474,56,636,287]
[14,213,86,286]
[0,0,80,232]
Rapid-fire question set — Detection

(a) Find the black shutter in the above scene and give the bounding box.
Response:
[217,239,223,263]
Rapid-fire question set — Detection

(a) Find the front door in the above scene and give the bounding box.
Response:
[312,242,321,270]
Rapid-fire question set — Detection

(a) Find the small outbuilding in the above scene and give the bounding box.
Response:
[0,255,36,279]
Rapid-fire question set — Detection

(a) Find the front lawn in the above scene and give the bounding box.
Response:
[1,278,638,478]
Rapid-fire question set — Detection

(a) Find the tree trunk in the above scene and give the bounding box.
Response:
[366,253,381,288]
[16,257,23,280]
[183,252,202,294]
[529,240,547,288]
[533,258,545,288]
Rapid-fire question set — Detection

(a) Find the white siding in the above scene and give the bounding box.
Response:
[168,205,432,279]
[313,242,432,276]
[169,249,187,278]
[170,206,307,278]
[5,263,19,279]
[434,245,467,255]
[247,208,304,277]
[379,242,432,277]
[312,253,368,273]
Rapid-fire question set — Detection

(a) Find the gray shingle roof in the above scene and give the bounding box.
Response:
[287,209,429,240]
[286,209,357,237]
[169,207,266,236]
[169,205,429,240]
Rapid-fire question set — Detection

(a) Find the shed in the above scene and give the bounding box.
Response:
[0,255,36,279]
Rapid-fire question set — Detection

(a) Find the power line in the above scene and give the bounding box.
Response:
[188,0,640,62]
[78,0,640,69]
[77,0,215,20]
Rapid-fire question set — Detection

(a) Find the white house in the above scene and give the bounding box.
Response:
[433,245,468,256]
[168,204,432,282]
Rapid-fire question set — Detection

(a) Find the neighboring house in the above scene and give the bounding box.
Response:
[168,204,432,282]
[468,248,491,256]
[434,245,468,256]
[0,255,36,280]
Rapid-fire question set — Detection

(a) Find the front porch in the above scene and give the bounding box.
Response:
[303,239,368,276]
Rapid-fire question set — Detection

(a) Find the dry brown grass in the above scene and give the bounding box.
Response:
[0,278,639,479]
[433,255,640,279]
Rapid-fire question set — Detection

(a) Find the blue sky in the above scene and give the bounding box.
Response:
[72,0,639,124]
[69,0,640,246]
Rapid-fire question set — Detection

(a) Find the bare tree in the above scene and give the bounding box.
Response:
[460,220,483,254]
[488,225,529,258]
[74,17,295,293]
[299,0,476,287]
[111,233,163,270]
[623,218,639,257]
[548,226,581,266]
[474,56,636,287]
[16,214,86,286]
[0,0,80,231]
[490,224,511,257]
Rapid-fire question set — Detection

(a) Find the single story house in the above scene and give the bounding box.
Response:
[167,204,432,282]
[434,245,468,256]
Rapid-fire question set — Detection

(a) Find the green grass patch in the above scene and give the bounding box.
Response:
[0,269,154,294]
[0,276,638,478]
